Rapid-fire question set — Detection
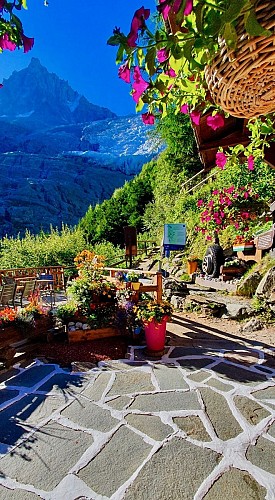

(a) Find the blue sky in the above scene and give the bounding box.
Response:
[0,0,156,116]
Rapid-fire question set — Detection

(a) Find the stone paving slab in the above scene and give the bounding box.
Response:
[60,396,119,432]
[153,363,188,390]
[36,372,90,395]
[5,365,55,388]
[0,394,69,446]
[0,486,40,499]
[123,437,221,499]
[204,468,266,499]
[0,422,93,490]
[77,426,152,497]
[0,347,274,499]
[0,388,20,406]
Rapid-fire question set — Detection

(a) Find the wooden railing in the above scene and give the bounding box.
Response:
[104,267,163,302]
[0,266,65,290]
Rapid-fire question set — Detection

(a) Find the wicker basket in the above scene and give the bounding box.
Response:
[204,1,275,118]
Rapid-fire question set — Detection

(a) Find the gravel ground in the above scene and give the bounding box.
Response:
[34,336,129,367]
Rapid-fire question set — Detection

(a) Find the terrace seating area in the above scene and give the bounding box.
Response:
[0,266,65,309]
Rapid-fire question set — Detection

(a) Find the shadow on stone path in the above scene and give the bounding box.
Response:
[0,319,274,499]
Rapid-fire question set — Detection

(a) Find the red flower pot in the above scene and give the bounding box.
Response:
[144,317,167,352]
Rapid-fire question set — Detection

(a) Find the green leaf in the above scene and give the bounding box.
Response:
[223,23,237,49]
[260,124,274,134]
[194,3,204,33]
[145,47,156,76]
[169,55,184,73]
[137,48,144,67]
[22,0,27,9]
[204,11,222,37]
[115,45,124,65]
[245,10,271,37]
[222,0,246,23]
[107,34,121,46]
[135,98,144,113]
[182,40,194,61]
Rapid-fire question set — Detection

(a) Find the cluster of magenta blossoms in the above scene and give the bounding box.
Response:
[196,185,260,241]
[0,0,34,80]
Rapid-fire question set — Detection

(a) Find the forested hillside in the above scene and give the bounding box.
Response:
[1,111,274,268]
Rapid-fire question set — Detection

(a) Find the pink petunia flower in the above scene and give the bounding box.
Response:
[206,113,224,131]
[132,66,149,103]
[190,111,200,125]
[208,200,214,207]
[158,0,171,21]
[118,63,131,83]
[157,48,169,63]
[216,151,227,169]
[226,186,235,194]
[22,34,34,53]
[0,34,16,51]
[206,235,212,240]
[142,112,155,125]
[184,0,193,16]
[127,7,150,47]
[212,189,219,196]
[234,223,240,229]
[166,67,176,77]
[247,155,254,171]
[180,103,189,114]
[197,199,204,207]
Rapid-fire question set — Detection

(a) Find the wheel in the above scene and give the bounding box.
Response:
[202,244,224,278]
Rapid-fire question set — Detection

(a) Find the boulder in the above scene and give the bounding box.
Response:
[170,295,185,310]
[236,271,262,297]
[222,303,253,320]
[255,266,275,299]
[239,317,263,333]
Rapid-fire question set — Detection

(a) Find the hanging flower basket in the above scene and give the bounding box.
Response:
[205,1,275,119]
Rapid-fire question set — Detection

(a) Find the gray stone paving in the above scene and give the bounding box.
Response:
[0,344,274,499]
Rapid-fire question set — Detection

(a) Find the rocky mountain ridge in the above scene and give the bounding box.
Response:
[0,59,161,237]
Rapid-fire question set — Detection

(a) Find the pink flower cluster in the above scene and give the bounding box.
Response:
[197,185,259,239]
[158,0,193,21]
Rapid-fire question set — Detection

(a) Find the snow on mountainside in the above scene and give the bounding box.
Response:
[0,59,163,236]
[82,115,159,156]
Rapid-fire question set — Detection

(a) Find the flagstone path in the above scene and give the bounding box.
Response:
[0,341,275,499]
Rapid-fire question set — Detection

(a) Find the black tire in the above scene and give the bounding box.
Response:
[202,244,224,278]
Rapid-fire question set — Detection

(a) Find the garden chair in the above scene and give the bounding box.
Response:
[0,283,17,308]
[37,274,55,308]
[14,280,36,307]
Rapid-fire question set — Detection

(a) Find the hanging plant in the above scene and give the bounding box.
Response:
[108,0,275,168]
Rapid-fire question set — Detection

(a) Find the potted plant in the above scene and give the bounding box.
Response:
[127,271,141,291]
[222,258,246,280]
[109,1,275,169]
[187,256,199,275]
[133,299,173,354]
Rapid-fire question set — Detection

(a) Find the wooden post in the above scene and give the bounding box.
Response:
[156,272,163,302]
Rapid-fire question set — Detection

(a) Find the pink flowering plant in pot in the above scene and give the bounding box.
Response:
[108,0,275,169]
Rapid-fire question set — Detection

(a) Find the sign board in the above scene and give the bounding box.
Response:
[124,226,137,257]
[163,223,186,254]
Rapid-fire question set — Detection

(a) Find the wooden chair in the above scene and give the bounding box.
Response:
[14,280,36,307]
[0,283,17,307]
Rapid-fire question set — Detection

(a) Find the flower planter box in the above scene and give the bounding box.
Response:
[233,242,255,252]
[222,266,245,281]
[68,326,121,343]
